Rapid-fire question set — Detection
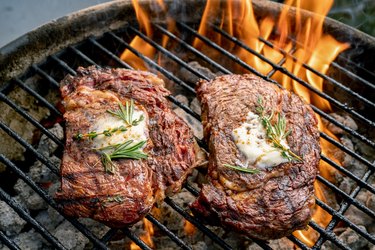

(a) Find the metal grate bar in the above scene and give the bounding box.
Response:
[184,183,199,196]
[0,155,109,250]
[330,61,375,91]
[121,228,153,250]
[320,132,374,171]
[99,228,118,244]
[315,198,375,244]
[167,95,201,120]
[314,169,373,249]
[341,57,375,79]
[316,175,375,220]
[265,47,296,78]
[32,65,61,89]
[0,230,21,250]
[0,187,67,250]
[0,121,60,176]
[31,65,60,89]
[68,46,99,66]
[50,55,77,76]
[107,32,196,94]
[268,34,375,91]
[164,197,233,250]
[286,235,311,250]
[178,22,273,80]
[153,24,232,74]
[88,37,133,69]
[129,26,211,81]
[0,92,63,147]
[179,22,375,129]
[50,56,78,78]
[309,220,350,250]
[145,214,192,250]
[312,106,374,148]
[212,24,375,109]
[321,154,375,195]
[0,231,21,250]
[14,78,62,116]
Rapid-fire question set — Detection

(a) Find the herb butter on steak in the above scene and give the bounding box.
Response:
[55,66,202,227]
[191,74,321,240]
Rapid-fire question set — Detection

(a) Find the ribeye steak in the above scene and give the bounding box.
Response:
[190,74,320,240]
[55,66,202,227]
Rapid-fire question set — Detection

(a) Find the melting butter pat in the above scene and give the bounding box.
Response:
[91,108,147,149]
[232,111,289,169]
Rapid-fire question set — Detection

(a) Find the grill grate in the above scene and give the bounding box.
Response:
[0,16,374,250]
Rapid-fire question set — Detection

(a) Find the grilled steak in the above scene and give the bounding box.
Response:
[190,74,320,240]
[55,66,201,227]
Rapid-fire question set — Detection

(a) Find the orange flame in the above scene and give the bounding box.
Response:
[122,0,350,246]
[130,218,155,250]
[120,0,155,70]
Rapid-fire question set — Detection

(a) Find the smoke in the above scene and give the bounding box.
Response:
[328,0,375,36]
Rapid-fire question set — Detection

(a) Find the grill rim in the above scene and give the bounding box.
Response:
[1,0,375,250]
[1,0,375,84]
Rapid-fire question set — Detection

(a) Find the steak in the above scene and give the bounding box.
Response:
[190,74,320,240]
[55,66,202,227]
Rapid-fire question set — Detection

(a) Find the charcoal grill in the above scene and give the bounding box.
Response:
[0,0,374,249]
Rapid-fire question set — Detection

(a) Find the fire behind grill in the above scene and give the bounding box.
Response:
[0,0,375,249]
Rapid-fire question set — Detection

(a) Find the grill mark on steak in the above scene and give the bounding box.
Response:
[191,74,320,240]
[55,66,202,227]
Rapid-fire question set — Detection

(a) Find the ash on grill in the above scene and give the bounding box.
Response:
[0,61,374,250]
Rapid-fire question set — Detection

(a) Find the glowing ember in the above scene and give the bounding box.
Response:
[122,0,350,246]
[184,214,196,236]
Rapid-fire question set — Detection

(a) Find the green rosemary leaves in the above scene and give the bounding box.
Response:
[107,100,144,126]
[74,125,128,140]
[223,96,302,175]
[99,140,148,174]
[74,99,148,174]
[256,96,302,162]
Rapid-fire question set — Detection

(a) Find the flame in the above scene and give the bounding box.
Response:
[130,218,155,250]
[123,0,350,246]
[120,0,155,70]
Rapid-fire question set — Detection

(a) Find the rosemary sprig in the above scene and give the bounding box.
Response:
[73,100,144,141]
[223,164,260,174]
[256,96,302,162]
[107,100,144,126]
[74,125,127,140]
[98,140,148,174]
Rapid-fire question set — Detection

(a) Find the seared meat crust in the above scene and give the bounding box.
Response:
[191,74,320,240]
[55,66,200,227]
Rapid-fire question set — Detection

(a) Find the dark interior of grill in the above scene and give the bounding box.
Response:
[0,1,374,249]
